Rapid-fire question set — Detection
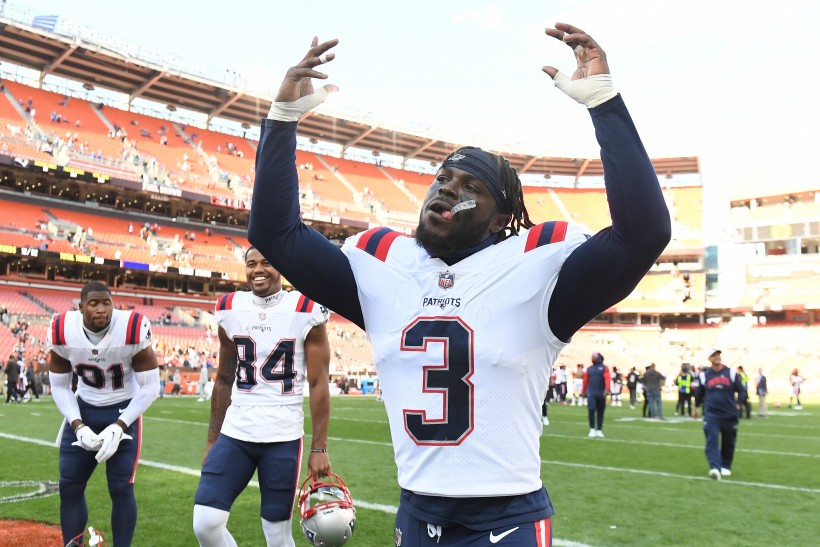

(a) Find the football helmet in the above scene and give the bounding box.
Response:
[66,526,107,547]
[299,472,356,546]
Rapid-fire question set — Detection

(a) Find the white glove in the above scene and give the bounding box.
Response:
[552,72,617,108]
[95,423,133,463]
[267,85,338,122]
[71,425,102,452]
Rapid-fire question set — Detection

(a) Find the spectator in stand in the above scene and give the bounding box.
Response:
[756,368,768,418]
[697,348,744,480]
[643,363,665,419]
[583,352,610,438]
[789,368,804,409]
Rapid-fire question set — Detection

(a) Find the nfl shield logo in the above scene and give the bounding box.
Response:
[394,527,403,546]
[91,349,99,355]
[438,271,455,290]
[258,312,266,321]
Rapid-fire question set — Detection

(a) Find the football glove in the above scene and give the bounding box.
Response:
[71,425,102,452]
[95,423,133,463]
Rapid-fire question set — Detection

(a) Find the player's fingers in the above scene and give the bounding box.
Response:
[303,37,339,62]
[555,22,588,36]
[563,33,599,52]
[286,66,329,81]
[542,66,559,79]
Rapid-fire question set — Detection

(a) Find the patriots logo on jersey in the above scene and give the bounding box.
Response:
[438,271,455,290]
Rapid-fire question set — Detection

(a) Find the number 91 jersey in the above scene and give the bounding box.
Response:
[48,309,152,406]
[342,223,586,497]
[215,290,328,441]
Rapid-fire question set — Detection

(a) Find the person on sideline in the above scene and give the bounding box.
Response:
[756,368,768,418]
[192,247,331,547]
[48,281,160,546]
[789,368,803,409]
[697,349,744,480]
[583,352,611,437]
[249,23,670,544]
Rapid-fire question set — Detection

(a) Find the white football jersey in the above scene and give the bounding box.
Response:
[215,290,328,443]
[48,309,152,406]
[341,223,586,497]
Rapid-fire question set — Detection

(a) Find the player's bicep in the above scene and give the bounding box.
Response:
[132,346,159,372]
[305,323,330,386]
[49,350,72,373]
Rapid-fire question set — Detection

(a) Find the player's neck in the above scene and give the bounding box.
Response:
[82,321,111,344]
[252,289,284,308]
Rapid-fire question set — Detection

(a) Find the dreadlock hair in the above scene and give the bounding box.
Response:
[80,280,111,302]
[443,146,534,240]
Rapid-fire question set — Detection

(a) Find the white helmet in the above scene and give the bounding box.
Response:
[299,472,356,547]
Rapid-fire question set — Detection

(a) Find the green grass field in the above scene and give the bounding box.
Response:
[1,395,819,546]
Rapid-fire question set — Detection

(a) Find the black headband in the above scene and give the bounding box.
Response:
[441,149,511,214]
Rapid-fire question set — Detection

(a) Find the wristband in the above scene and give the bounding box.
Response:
[310,448,328,453]
[72,421,85,433]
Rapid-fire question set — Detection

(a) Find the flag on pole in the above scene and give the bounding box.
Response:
[32,15,59,32]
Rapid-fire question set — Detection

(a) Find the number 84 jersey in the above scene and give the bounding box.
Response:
[48,309,152,407]
[215,290,328,442]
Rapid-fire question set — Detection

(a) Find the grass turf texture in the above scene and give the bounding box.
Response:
[1,396,818,546]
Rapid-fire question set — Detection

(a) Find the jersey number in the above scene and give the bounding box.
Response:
[75,363,125,390]
[401,317,474,445]
[233,336,296,393]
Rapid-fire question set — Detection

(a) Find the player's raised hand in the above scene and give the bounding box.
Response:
[95,423,133,463]
[542,23,608,80]
[541,23,616,109]
[72,425,103,452]
[269,37,339,122]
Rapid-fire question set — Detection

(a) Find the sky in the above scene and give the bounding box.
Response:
[4,0,820,203]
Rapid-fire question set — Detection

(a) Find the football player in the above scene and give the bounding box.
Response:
[48,281,160,547]
[249,22,671,546]
[193,247,331,547]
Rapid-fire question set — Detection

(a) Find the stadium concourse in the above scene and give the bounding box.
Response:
[0,12,818,402]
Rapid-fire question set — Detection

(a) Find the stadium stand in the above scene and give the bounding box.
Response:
[0,17,817,398]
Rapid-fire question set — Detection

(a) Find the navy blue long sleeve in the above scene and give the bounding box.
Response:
[248,119,364,328]
[249,94,670,338]
[548,95,671,341]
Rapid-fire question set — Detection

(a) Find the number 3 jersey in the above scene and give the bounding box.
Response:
[215,290,328,443]
[48,309,152,407]
[341,223,586,497]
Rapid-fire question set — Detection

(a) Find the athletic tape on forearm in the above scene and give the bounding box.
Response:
[267,87,332,122]
[49,371,81,424]
[552,73,617,108]
[119,368,161,427]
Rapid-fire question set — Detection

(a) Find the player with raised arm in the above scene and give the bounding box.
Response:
[249,23,670,545]
[48,281,160,547]
[193,247,332,547]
